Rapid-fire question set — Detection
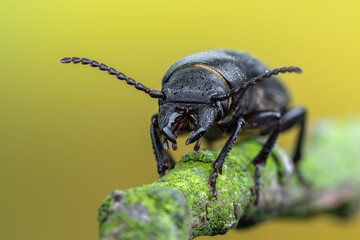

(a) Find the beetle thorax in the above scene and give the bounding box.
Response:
[161,66,229,104]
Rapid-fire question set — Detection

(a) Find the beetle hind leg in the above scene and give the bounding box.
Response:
[250,107,308,205]
[280,106,309,187]
[245,111,282,205]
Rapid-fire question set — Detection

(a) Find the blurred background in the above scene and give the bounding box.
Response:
[1,0,360,239]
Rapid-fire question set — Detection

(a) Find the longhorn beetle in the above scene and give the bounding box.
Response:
[60,49,306,205]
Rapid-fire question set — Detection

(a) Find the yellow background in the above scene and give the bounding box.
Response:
[1,0,360,239]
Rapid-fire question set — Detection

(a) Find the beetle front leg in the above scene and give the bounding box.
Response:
[150,114,175,176]
[208,117,245,198]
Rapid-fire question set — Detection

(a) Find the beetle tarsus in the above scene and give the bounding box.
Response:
[252,166,261,206]
[210,186,218,199]
[208,172,218,199]
[158,169,166,177]
[208,170,218,187]
[168,154,176,170]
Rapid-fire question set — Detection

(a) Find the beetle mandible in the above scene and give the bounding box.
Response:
[60,49,306,205]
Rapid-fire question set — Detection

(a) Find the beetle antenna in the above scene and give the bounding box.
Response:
[60,57,165,99]
[243,66,302,89]
[212,66,302,101]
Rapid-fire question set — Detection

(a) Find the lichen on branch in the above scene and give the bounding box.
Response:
[98,118,360,240]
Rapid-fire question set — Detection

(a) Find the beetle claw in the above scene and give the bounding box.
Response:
[158,167,167,177]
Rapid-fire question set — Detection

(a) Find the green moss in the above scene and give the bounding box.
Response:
[98,139,299,239]
[98,185,190,240]
[98,190,121,224]
[151,141,279,238]
[99,119,360,239]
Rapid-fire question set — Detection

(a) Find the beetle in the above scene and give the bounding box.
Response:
[60,49,306,205]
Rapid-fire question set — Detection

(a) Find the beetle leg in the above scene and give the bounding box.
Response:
[168,153,176,170]
[151,114,175,176]
[244,108,307,205]
[208,117,245,198]
[243,111,282,205]
[279,106,308,187]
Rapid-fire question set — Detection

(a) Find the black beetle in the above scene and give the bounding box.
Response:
[60,49,306,204]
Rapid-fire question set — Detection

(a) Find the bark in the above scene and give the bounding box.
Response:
[98,118,360,240]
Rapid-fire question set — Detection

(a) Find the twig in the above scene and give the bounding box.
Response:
[98,118,360,239]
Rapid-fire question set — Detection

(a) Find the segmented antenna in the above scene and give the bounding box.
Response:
[60,57,165,99]
[212,66,302,101]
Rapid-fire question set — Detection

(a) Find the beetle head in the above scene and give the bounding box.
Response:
[158,66,231,150]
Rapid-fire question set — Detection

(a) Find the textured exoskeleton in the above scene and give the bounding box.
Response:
[60,49,306,205]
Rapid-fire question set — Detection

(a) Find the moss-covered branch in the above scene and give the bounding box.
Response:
[98,118,360,240]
